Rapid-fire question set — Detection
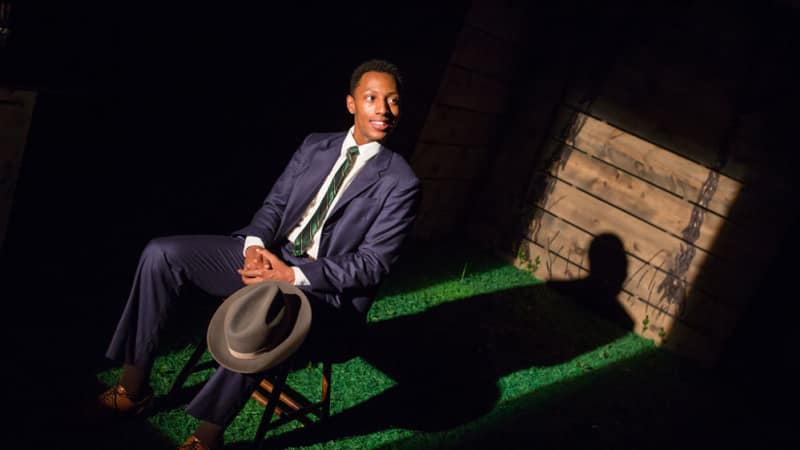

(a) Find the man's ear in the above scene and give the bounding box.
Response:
[346,95,355,114]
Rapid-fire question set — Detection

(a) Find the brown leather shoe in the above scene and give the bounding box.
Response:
[178,435,214,450]
[95,384,153,417]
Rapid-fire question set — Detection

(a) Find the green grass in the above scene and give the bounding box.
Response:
[93,243,727,450]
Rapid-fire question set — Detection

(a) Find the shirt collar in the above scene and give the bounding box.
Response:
[342,126,382,161]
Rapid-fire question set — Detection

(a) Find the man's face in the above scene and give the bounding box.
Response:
[346,71,400,145]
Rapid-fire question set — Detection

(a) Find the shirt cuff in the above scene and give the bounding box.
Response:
[243,236,266,256]
[291,266,311,286]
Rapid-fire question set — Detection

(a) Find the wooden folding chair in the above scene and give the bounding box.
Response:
[249,358,332,449]
[169,341,332,449]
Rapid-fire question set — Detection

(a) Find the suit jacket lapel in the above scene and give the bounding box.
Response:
[279,134,344,237]
[328,146,393,219]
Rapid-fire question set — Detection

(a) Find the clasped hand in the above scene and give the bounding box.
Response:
[238,246,295,285]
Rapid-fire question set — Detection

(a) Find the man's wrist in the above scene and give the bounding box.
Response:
[244,236,266,256]
[244,245,263,255]
[291,266,310,286]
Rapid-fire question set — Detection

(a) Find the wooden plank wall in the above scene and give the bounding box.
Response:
[0,88,37,249]
[519,109,748,364]
[460,1,799,366]
[410,0,529,241]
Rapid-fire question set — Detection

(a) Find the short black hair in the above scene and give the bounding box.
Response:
[349,59,403,95]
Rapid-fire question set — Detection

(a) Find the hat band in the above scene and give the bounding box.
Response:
[228,346,267,360]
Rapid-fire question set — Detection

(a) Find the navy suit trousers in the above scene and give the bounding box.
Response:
[104,234,345,426]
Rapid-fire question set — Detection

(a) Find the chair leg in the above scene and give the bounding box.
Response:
[260,360,332,423]
[254,379,308,419]
[253,368,288,450]
[168,341,208,398]
[320,361,332,421]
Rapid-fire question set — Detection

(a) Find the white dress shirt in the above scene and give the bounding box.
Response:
[244,127,382,286]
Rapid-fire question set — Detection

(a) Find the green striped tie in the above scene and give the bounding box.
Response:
[292,146,360,256]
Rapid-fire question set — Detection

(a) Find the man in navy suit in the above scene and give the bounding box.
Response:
[97,59,420,450]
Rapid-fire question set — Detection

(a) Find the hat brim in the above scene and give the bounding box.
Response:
[207,281,312,374]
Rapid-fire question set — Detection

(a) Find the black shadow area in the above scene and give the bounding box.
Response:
[248,282,632,449]
[383,345,775,450]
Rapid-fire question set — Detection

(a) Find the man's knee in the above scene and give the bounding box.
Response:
[140,236,185,267]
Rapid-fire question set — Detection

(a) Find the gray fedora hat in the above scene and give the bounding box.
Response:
[207,281,312,374]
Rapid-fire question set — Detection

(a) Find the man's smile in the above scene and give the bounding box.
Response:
[369,119,392,131]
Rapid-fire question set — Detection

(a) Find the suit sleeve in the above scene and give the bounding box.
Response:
[232,135,314,247]
[296,174,421,293]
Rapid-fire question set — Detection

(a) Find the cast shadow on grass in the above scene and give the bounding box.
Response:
[378,346,737,450]
[236,280,633,449]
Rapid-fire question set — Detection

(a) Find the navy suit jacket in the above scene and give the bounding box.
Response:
[233,131,421,318]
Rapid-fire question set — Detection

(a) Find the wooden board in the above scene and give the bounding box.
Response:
[562,109,784,234]
[419,103,496,147]
[464,0,528,45]
[411,142,487,181]
[524,208,741,343]
[565,111,742,218]
[435,64,511,114]
[418,179,472,214]
[531,176,761,307]
[413,209,460,241]
[559,111,783,264]
[516,239,722,365]
[544,139,730,255]
[449,25,517,81]
[536,175,712,278]
[528,205,705,301]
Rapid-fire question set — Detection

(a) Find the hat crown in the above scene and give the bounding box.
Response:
[207,281,312,374]
[223,284,297,358]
